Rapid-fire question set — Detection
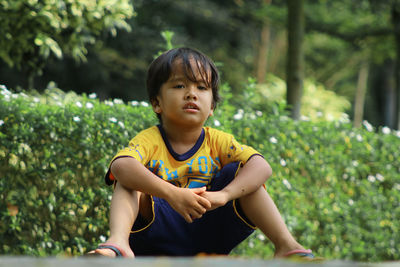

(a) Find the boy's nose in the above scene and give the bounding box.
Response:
[185,87,197,100]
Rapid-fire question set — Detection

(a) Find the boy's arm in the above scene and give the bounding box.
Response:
[201,155,272,210]
[111,157,211,223]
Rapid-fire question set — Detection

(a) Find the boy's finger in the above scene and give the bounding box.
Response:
[190,209,203,219]
[191,186,206,195]
[197,196,211,209]
[193,204,206,215]
[184,213,193,223]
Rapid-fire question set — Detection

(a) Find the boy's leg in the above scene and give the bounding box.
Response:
[90,182,151,257]
[238,186,305,257]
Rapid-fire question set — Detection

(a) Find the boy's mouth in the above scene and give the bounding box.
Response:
[183,102,199,111]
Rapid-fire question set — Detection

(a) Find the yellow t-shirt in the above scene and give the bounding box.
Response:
[105,125,261,188]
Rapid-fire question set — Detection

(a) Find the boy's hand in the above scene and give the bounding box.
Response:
[198,190,229,211]
[165,186,211,223]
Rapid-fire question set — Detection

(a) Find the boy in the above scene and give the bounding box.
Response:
[89,47,315,259]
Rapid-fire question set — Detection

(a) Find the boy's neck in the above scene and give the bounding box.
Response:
[161,123,204,154]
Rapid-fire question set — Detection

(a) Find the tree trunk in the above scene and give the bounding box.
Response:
[255,0,272,84]
[256,22,271,83]
[392,2,400,129]
[286,0,304,120]
[353,61,369,128]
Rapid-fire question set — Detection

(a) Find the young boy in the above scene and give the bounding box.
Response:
[89,47,315,259]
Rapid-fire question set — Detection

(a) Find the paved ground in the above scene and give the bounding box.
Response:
[0,257,399,267]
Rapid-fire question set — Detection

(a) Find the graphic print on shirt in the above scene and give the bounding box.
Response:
[146,156,221,188]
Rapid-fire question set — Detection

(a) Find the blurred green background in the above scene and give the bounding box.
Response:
[1,0,400,129]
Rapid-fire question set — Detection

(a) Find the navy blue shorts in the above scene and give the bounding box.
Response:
[128,162,256,256]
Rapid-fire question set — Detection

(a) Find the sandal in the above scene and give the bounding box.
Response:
[283,249,323,261]
[87,243,128,257]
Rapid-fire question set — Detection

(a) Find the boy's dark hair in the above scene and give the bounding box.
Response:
[146,47,220,120]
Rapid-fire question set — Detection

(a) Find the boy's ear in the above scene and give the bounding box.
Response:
[151,99,161,114]
[209,102,215,116]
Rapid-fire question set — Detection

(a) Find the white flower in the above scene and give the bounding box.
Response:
[326,113,334,121]
[233,113,243,120]
[89,93,97,99]
[76,101,83,108]
[316,111,323,118]
[396,131,400,138]
[214,120,221,127]
[248,240,254,248]
[105,100,114,106]
[282,179,292,190]
[0,120,4,126]
[1,86,10,96]
[256,111,263,117]
[131,101,139,106]
[367,175,376,183]
[340,113,350,123]
[348,199,354,206]
[352,160,359,167]
[356,134,363,142]
[376,173,384,182]
[109,117,117,123]
[86,102,94,109]
[73,116,80,122]
[113,98,123,104]
[300,115,310,121]
[342,173,349,180]
[362,120,373,132]
[280,159,287,167]
[118,121,125,129]
[382,126,391,135]
[0,84,6,90]
[269,137,278,144]
[100,235,106,243]
[33,97,40,103]
[257,234,266,241]
[140,101,149,107]
[395,184,400,190]
[249,113,256,120]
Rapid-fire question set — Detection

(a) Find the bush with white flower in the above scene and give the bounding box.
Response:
[1,82,400,261]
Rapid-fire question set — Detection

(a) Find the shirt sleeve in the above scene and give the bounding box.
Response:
[214,129,262,167]
[104,132,152,185]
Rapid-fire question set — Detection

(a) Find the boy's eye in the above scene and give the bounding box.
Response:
[198,85,208,90]
[173,84,184,89]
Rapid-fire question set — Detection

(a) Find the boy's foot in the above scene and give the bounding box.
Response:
[87,243,135,258]
[281,249,324,262]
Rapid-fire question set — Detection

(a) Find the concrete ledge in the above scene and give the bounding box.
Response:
[0,257,398,267]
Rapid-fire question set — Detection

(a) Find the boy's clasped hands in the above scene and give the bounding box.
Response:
[165,186,229,223]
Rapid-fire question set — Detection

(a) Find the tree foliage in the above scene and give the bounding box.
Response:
[0,0,134,84]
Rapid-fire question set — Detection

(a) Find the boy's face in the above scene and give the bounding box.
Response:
[152,58,214,129]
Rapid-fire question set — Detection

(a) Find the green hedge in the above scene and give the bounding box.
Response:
[1,84,399,261]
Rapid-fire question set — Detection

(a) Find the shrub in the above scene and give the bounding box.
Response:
[1,83,399,261]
